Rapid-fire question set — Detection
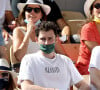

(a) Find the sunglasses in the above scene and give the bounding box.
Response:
[94,3,100,9]
[25,7,41,13]
[0,72,9,79]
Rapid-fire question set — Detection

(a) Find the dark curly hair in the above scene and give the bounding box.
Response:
[35,21,59,37]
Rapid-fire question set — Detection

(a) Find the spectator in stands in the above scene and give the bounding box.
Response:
[0,58,18,90]
[0,0,15,40]
[13,0,67,66]
[11,0,70,43]
[43,0,70,42]
[12,0,51,64]
[76,0,100,75]
[18,21,90,90]
[89,46,100,90]
[0,0,15,62]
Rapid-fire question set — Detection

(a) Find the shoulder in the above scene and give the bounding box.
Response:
[23,53,36,58]
[82,22,95,30]
[92,46,100,53]
[21,53,40,66]
[13,26,26,36]
[91,46,100,60]
[81,22,95,34]
[21,53,34,64]
[22,53,38,61]
[89,46,100,68]
[56,54,73,64]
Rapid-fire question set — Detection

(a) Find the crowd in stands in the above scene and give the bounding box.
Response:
[0,0,100,89]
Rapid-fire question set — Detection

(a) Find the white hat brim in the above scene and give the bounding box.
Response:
[84,0,95,17]
[17,3,51,15]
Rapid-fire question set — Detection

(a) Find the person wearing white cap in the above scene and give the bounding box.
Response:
[76,0,100,75]
[0,58,18,90]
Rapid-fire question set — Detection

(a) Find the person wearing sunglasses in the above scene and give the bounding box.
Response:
[0,58,18,90]
[76,0,100,75]
[12,0,51,70]
[18,21,90,90]
[12,0,68,73]
[11,0,70,43]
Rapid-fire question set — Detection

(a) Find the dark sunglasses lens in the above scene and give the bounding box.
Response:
[34,8,41,13]
[94,3,100,9]
[26,7,41,13]
[26,7,33,12]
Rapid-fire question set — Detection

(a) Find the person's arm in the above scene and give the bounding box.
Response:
[75,80,90,90]
[44,0,70,43]
[90,68,100,89]
[89,46,100,89]
[80,23,99,51]
[13,21,36,61]
[13,27,29,61]
[84,40,98,51]
[56,18,70,43]
[21,80,58,90]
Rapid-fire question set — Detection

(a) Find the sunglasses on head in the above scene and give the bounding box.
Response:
[25,7,41,13]
[94,3,100,9]
[0,72,9,79]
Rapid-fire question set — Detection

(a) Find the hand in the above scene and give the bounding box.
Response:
[26,21,36,35]
[2,29,9,41]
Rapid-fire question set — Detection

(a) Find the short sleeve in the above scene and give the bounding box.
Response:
[65,57,83,85]
[81,23,96,41]
[89,46,100,70]
[18,55,34,84]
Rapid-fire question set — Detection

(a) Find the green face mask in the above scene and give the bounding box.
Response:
[40,43,55,54]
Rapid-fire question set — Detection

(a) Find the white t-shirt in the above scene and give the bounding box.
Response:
[0,0,12,28]
[18,52,83,90]
[89,46,100,90]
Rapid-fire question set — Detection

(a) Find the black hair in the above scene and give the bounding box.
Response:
[35,21,59,37]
